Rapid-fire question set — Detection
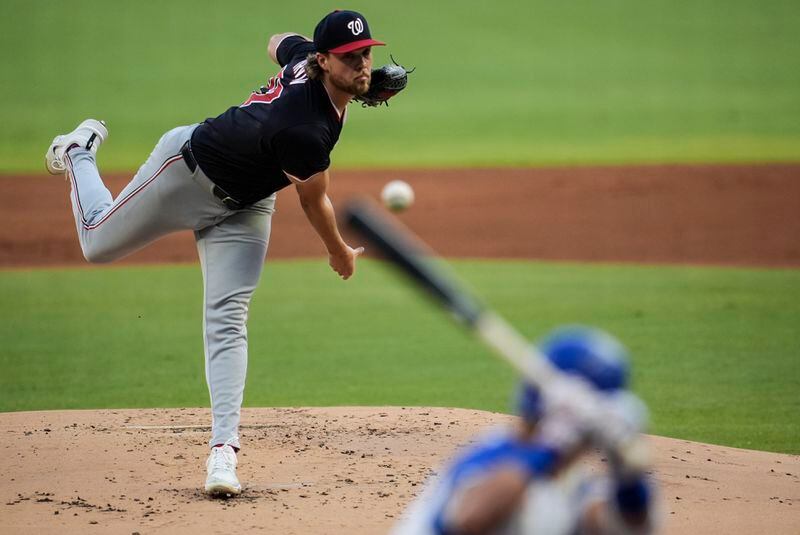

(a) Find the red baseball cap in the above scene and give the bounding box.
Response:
[313,10,386,53]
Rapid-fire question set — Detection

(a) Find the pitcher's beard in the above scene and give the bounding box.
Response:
[330,72,370,96]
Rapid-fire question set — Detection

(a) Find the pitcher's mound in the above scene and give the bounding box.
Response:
[1,407,797,534]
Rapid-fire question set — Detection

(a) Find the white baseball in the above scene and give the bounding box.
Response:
[381,180,415,211]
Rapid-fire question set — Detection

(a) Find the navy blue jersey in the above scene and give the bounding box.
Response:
[191,36,345,204]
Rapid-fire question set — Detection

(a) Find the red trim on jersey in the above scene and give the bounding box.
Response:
[66,151,184,230]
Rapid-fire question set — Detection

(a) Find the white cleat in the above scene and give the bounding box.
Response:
[205,444,242,497]
[45,119,108,175]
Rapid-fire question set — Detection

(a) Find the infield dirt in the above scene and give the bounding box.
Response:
[1,164,799,267]
[1,165,799,533]
[1,408,798,535]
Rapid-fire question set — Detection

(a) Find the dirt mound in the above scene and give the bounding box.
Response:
[1,407,797,534]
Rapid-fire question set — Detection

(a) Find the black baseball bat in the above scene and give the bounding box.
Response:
[346,197,652,470]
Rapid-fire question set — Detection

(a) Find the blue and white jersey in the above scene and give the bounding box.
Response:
[390,427,583,535]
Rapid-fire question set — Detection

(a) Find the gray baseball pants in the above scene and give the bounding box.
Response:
[64,124,276,449]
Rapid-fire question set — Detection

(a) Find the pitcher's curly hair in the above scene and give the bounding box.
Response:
[305,52,323,80]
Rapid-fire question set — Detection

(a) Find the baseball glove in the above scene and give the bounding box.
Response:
[355,56,414,108]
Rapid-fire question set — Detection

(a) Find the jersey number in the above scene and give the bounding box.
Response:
[241,68,285,107]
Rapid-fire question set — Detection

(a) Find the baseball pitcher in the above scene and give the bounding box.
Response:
[44,9,407,497]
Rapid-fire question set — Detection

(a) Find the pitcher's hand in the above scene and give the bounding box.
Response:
[329,245,364,280]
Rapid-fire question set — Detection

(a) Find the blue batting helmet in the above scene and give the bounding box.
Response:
[515,326,630,422]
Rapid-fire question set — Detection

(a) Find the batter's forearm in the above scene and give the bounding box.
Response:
[450,469,529,534]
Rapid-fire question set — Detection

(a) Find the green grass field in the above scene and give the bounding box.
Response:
[2,0,799,171]
[1,259,798,454]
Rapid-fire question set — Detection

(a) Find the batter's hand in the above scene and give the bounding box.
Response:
[329,245,364,279]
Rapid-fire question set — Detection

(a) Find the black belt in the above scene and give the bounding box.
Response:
[180,141,246,211]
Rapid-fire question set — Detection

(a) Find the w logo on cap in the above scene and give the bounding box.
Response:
[347,18,364,36]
